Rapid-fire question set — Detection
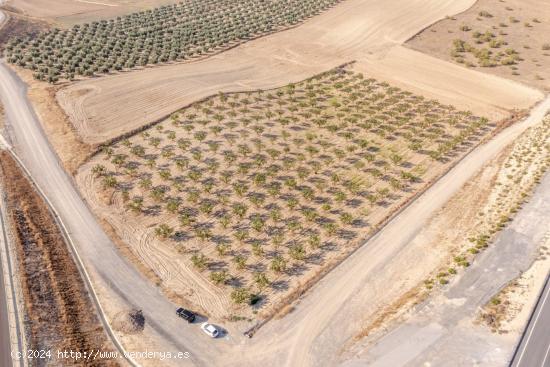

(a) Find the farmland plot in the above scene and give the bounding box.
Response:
[78,67,503,319]
[408,0,550,91]
[55,0,541,146]
[4,0,342,81]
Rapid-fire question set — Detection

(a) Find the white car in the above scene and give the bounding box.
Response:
[201,322,220,338]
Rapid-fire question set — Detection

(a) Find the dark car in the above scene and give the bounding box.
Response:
[176,307,196,323]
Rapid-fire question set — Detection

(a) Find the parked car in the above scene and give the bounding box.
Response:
[176,308,196,323]
[201,322,220,338]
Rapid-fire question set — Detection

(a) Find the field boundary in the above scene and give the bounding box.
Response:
[1,146,140,367]
[45,0,344,84]
[84,61,357,161]
[403,1,477,45]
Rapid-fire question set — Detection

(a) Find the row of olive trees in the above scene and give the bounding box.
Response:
[5,0,342,81]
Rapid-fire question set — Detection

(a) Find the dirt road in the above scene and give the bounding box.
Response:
[1,0,550,364]
[240,96,550,367]
[0,61,220,367]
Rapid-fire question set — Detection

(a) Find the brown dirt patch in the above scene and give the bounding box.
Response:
[56,0,543,146]
[76,66,521,321]
[347,113,550,352]
[0,151,119,366]
[0,103,4,130]
[112,309,145,335]
[0,10,49,49]
[407,0,550,91]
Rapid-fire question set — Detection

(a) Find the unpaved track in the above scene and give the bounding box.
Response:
[58,0,543,144]
[349,173,550,367]
[0,61,223,367]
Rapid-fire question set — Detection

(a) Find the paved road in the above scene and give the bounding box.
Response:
[0,4,15,364]
[0,178,22,367]
[343,171,550,367]
[510,273,550,367]
[0,218,13,367]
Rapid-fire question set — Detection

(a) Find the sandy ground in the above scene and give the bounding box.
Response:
[342,112,550,367]
[2,0,548,366]
[408,0,550,91]
[0,103,4,130]
[375,170,550,367]
[3,0,180,26]
[56,0,543,145]
[349,144,507,338]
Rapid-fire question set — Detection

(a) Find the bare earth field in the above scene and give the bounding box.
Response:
[408,0,550,91]
[3,0,179,26]
[76,65,515,321]
[56,0,543,145]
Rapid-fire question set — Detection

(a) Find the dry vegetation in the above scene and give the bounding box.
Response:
[55,0,542,145]
[425,114,550,289]
[480,239,550,333]
[0,10,49,49]
[408,0,550,91]
[79,66,504,318]
[5,0,342,81]
[0,151,119,366]
[349,113,550,348]
[4,0,193,26]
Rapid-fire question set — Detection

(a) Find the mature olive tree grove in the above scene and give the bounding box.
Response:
[4,0,342,82]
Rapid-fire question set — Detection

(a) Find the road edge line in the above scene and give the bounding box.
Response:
[0,185,26,367]
[508,271,550,366]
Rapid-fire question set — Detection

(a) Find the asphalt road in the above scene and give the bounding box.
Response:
[0,5,14,362]
[0,221,13,367]
[0,179,22,367]
[510,273,550,367]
